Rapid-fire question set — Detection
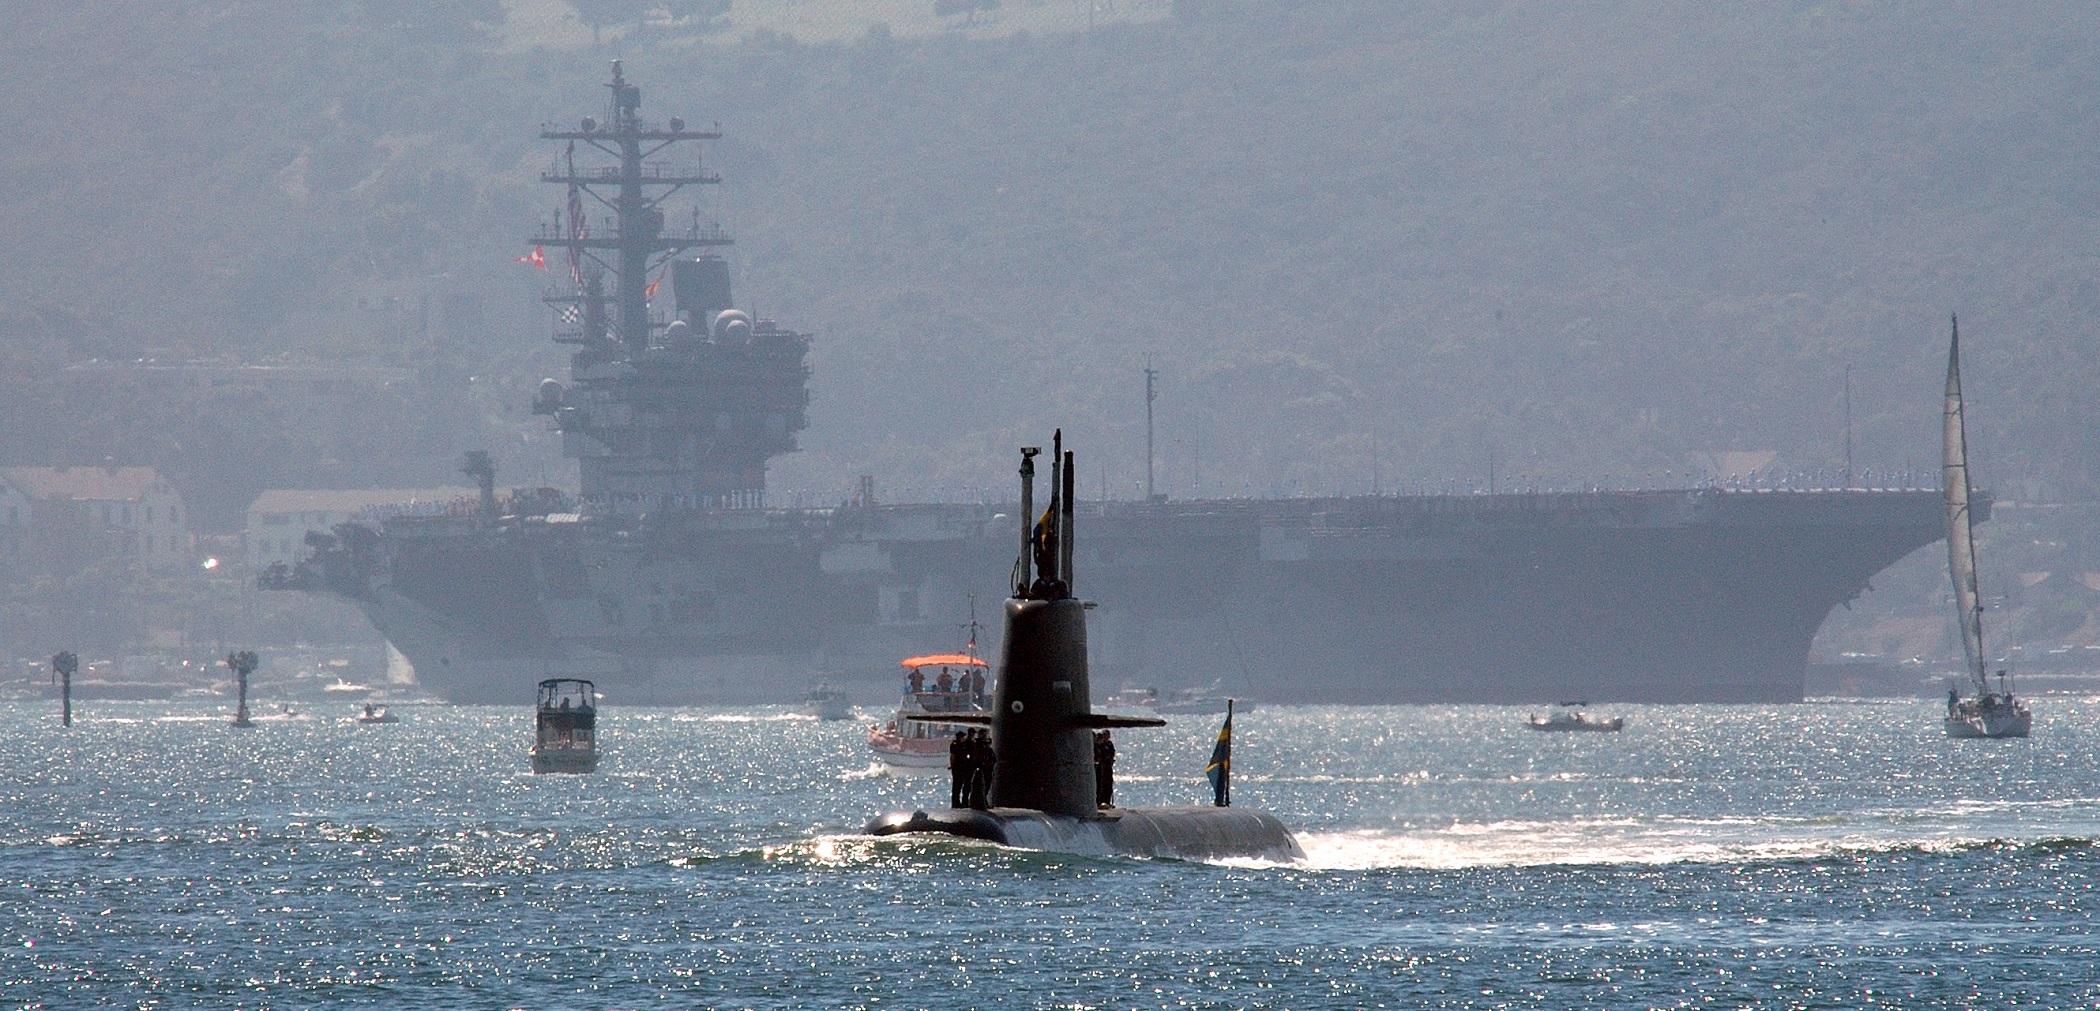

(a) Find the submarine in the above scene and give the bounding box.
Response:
[866,434,1303,862]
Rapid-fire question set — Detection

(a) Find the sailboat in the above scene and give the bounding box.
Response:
[1941,315,2032,739]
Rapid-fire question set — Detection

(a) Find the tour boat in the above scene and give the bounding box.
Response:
[868,650,990,774]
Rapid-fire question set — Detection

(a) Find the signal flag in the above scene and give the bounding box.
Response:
[517,245,547,270]
[1205,700,1234,807]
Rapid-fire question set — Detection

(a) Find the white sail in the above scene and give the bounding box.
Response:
[1943,316,1988,692]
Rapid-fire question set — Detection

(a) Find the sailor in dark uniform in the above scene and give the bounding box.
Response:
[968,729,995,809]
[1093,730,1116,808]
[949,730,968,808]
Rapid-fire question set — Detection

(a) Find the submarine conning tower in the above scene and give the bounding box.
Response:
[989,431,1156,815]
[867,432,1302,861]
[991,596,1101,814]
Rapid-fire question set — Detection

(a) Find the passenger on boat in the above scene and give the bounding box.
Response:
[909,669,925,693]
[936,669,954,693]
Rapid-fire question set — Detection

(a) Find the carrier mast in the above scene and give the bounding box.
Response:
[535,60,729,348]
[529,62,812,510]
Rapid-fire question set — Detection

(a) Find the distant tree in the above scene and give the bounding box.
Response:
[570,0,651,44]
[660,0,733,28]
[373,0,506,43]
[934,0,1000,23]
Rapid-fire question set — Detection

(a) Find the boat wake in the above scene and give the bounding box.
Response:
[674,712,815,723]
[693,817,2100,874]
[838,762,891,781]
[1273,816,2098,871]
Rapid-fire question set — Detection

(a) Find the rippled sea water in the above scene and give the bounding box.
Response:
[4,697,2099,1008]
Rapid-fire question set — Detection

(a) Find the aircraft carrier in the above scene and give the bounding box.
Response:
[267,65,1960,706]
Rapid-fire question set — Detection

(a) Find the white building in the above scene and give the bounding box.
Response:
[245,488,478,570]
[0,479,29,562]
[0,466,191,569]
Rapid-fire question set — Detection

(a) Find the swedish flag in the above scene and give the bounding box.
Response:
[1204,700,1233,807]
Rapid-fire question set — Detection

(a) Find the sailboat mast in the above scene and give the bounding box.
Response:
[1943,314,1988,693]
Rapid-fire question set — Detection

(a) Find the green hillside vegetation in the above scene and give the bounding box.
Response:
[2,1,2096,655]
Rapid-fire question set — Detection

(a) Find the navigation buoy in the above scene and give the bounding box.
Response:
[51,651,76,727]
[227,651,257,728]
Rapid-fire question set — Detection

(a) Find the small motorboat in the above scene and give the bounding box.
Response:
[1525,702,1624,732]
[1155,682,1255,716]
[801,683,854,721]
[1097,685,1159,715]
[356,703,400,724]
[532,678,600,774]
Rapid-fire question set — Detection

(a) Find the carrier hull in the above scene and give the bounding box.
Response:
[286,487,1958,706]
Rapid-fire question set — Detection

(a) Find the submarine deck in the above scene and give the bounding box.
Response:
[866,805,1304,862]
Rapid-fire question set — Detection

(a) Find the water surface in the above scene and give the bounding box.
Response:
[3,698,2096,1007]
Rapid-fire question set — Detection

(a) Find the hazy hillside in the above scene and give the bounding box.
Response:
[3,0,2096,516]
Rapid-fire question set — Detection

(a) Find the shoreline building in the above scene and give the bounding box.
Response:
[0,466,191,570]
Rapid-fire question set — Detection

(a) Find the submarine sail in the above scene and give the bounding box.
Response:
[867,436,1301,861]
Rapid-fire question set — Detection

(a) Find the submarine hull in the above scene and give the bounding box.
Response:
[866,806,1304,862]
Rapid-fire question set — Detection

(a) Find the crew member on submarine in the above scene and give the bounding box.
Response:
[1094,730,1116,809]
[866,432,1301,860]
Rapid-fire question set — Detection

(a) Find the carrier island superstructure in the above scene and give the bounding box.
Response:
[270,65,1960,706]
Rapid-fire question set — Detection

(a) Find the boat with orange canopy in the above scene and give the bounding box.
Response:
[867,629,993,774]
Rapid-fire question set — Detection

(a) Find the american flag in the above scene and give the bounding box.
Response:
[565,142,586,283]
